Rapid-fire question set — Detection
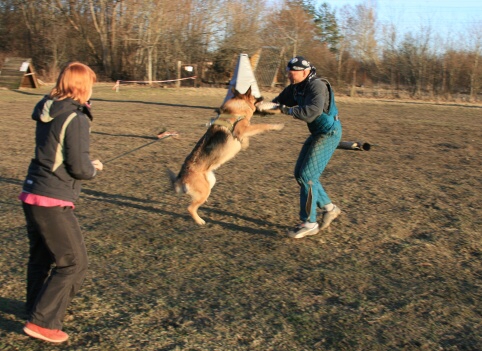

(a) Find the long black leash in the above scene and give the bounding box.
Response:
[103,131,178,164]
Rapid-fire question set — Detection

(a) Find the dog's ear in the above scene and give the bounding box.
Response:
[245,86,252,97]
[231,86,238,95]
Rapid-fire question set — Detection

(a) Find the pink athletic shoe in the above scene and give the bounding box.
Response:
[24,321,69,343]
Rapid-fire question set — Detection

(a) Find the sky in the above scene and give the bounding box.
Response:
[318,0,482,37]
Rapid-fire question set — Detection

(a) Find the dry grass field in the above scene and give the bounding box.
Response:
[0,84,481,350]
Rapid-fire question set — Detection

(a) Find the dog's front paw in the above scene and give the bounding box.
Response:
[196,218,206,225]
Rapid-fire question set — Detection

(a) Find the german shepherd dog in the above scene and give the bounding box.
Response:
[168,86,284,225]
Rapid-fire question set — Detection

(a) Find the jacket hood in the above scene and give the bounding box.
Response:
[32,96,93,123]
[299,66,318,86]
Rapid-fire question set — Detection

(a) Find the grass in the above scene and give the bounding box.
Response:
[0,84,481,350]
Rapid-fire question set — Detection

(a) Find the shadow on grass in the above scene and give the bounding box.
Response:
[0,297,26,333]
[10,90,45,97]
[82,188,284,236]
[0,176,284,236]
[0,177,22,186]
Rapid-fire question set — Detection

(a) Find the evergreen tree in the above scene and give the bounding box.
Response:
[313,2,342,53]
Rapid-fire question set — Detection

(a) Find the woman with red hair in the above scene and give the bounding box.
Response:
[19,62,103,343]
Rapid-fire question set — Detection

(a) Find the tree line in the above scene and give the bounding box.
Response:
[1,0,481,101]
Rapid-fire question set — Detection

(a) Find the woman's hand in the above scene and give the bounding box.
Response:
[92,159,103,171]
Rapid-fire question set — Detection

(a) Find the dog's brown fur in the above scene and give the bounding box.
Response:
[168,87,284,225]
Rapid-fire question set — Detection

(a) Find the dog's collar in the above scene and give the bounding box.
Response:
[212,113,245,133]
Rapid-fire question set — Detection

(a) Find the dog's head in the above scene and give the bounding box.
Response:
[220,86,257,118]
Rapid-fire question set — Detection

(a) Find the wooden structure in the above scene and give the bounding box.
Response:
[176,61,198,87]
[0,57,39,89]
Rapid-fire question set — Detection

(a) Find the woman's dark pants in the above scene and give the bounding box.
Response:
[22,203,88,330]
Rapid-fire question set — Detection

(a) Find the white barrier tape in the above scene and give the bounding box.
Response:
[113,76,197,90]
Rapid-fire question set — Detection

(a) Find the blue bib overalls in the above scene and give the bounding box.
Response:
[294,80,342,222]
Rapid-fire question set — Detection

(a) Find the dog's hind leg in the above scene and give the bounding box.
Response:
[188,192,210,225]
[186,173,212,225]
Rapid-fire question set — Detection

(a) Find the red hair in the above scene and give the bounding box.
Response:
[50,62,96,104]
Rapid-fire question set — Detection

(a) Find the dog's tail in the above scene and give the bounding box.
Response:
[166,168,184,194]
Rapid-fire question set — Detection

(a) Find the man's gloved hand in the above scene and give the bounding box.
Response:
[279,105,292,115]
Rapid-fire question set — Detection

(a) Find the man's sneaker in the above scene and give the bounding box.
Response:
[288,222,319,239]
[320,205,341,230]
[24,321,69,343]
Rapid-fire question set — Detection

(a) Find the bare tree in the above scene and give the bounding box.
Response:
[210,0,266,81]
[398,24,435,98]
[261,0,318,59]
[380,23,400,92]
[0,0,479,98]
[335,5,356,87]
[443,50,465,99]
[130,0,178,83]
[53,0,101,64]
[466,22,482,102]
[351,2,379,66]
[86,0,122,77]
[337,1,380,92]
[0,0,68,76]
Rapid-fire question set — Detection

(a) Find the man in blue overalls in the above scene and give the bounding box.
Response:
[267,56,342,238]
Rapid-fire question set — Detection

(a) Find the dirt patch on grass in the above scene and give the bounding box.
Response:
[0,86,481,350]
